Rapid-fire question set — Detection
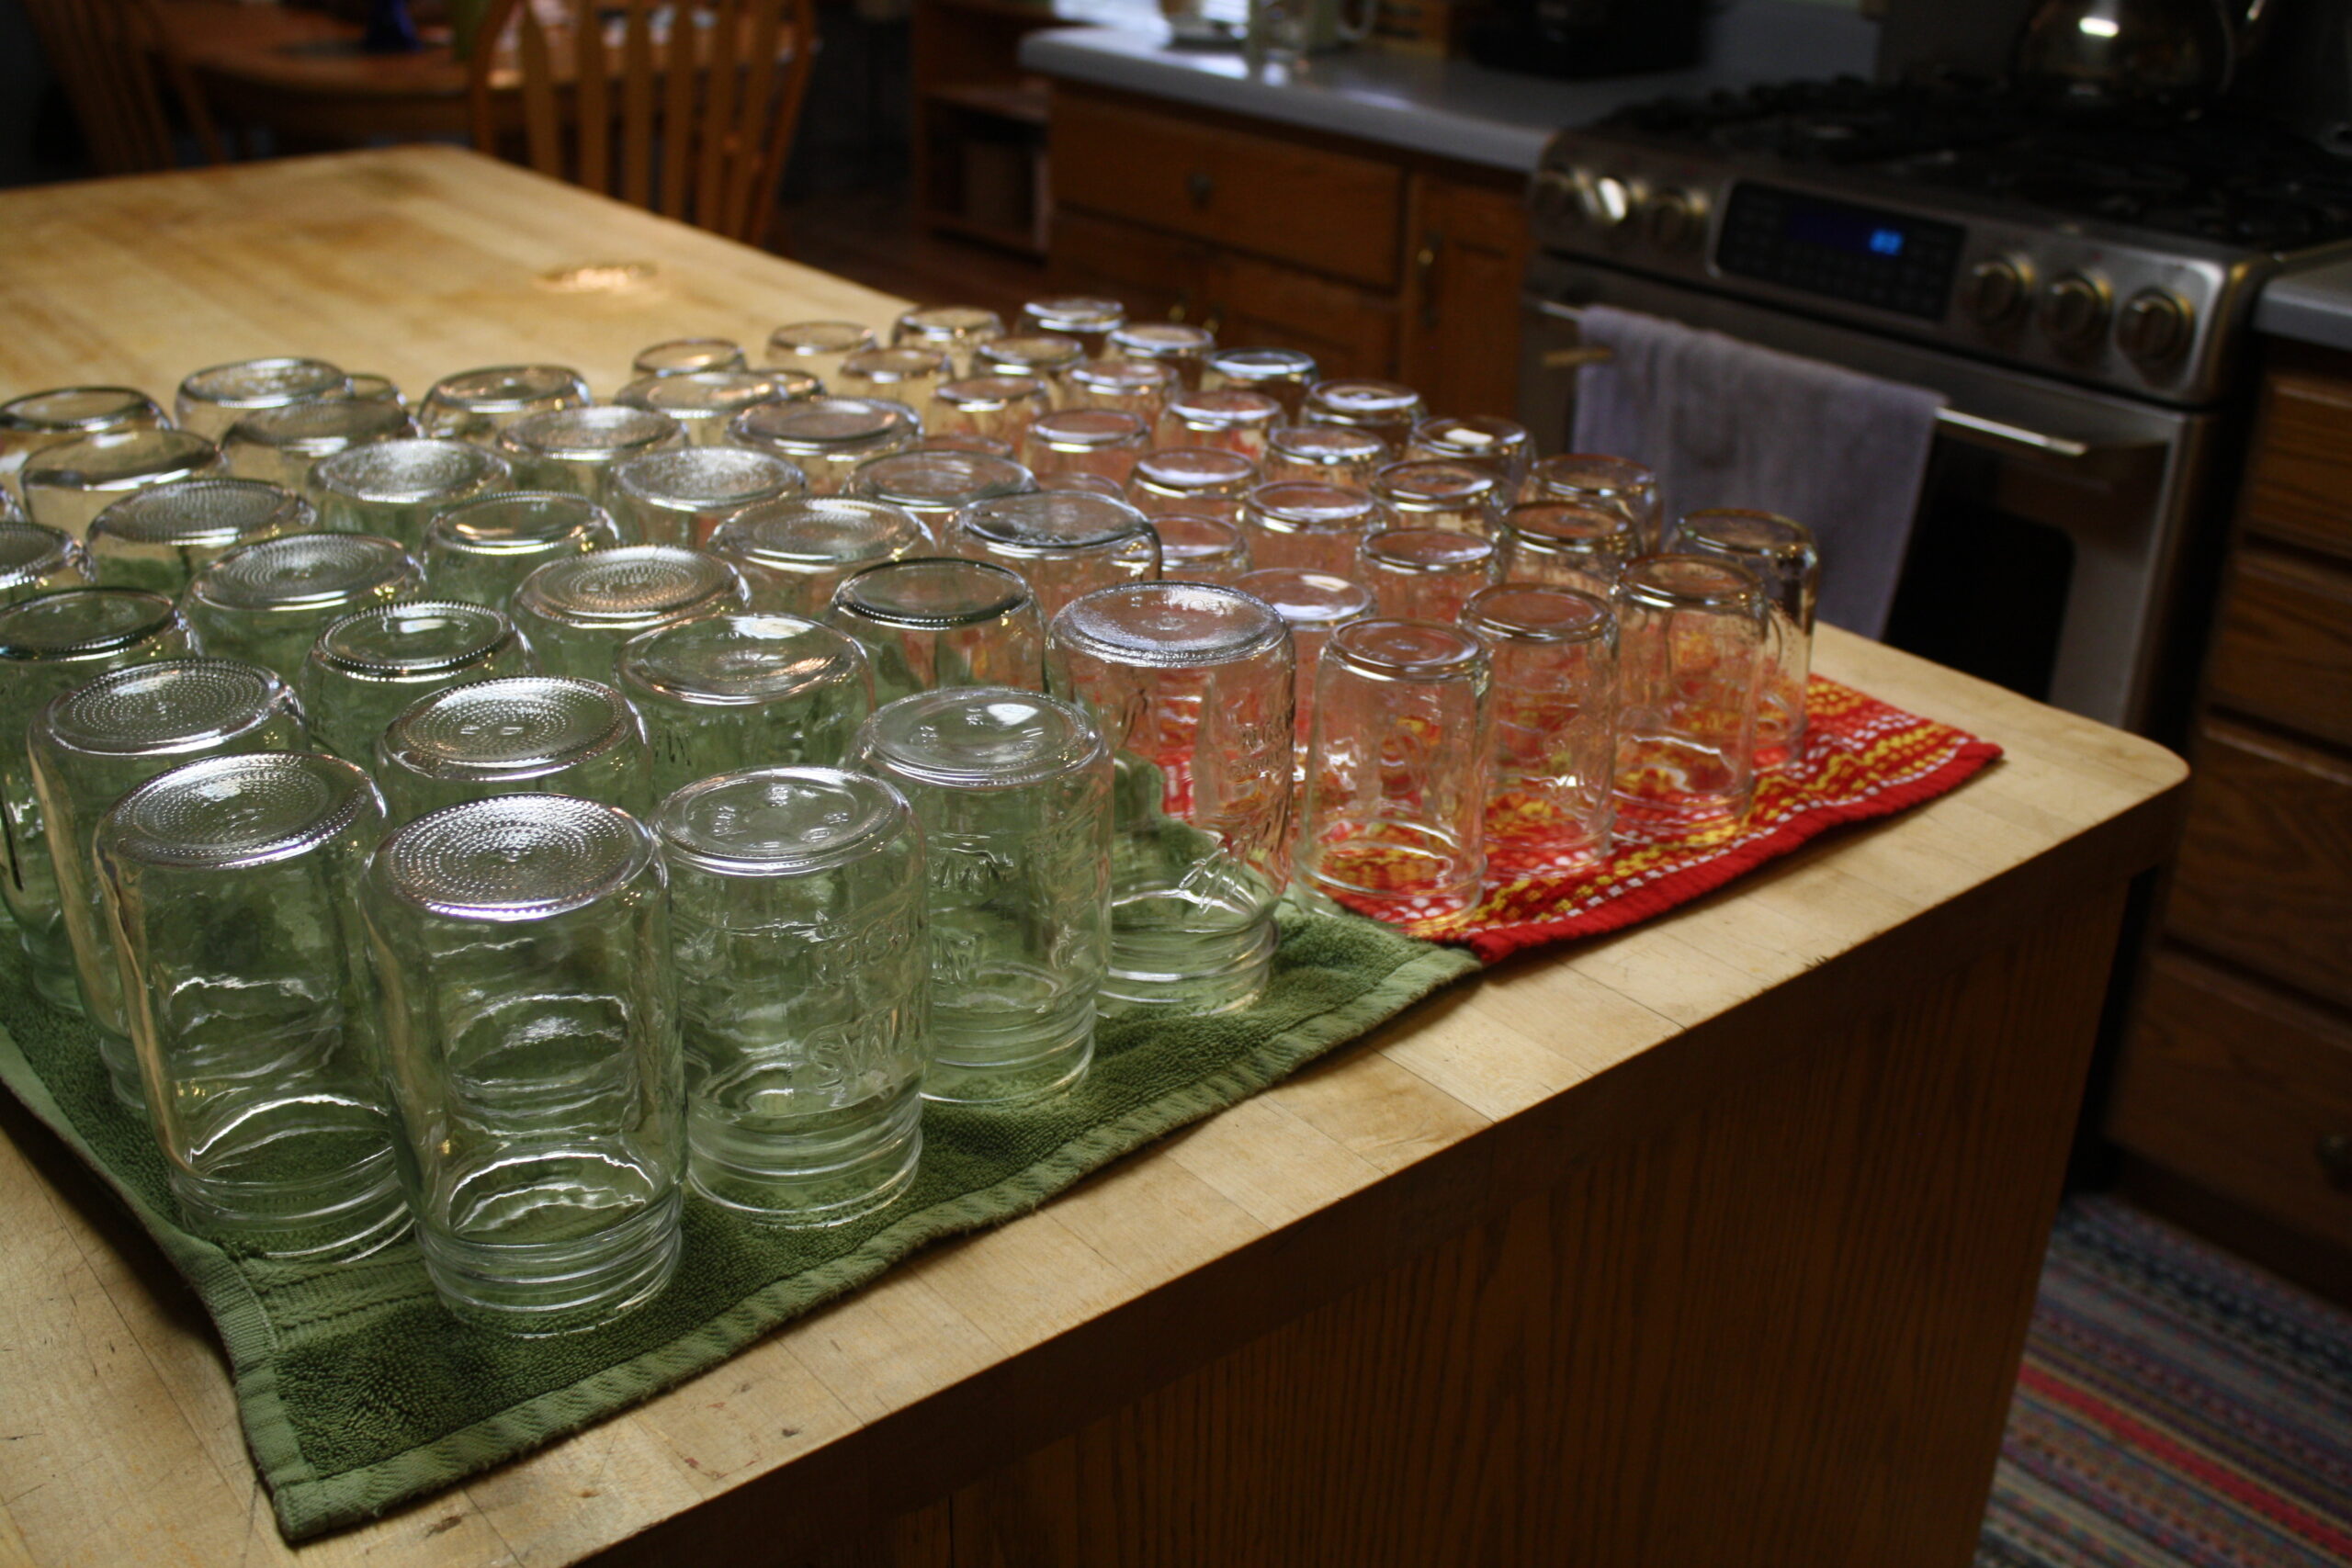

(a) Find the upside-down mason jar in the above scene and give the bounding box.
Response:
[1204,347,1317,420]
[948,489,1159,620]
[183,532,422,680]
[892,305,1004,379]
[1108,321,1216,391]
[707,497,932,616]
[0,519,91,604]
[1127,447,1258,520]
[1149,513,1252,584]
[1497,501,1638,597]
[1261,423,1391,488]
[1612,554,1769,829]
[1521,453,1664,552]
[605,445,808,547]
[223,396,417,491]
[420,491,622,607]
[1370,458,1504,537]
[1017,297,1124,357]
[616,368,814,446]
[308,437,512,550]
[0,387,168,506]
[1357,527,1501,622]
[375,673,652,825]
[763,321,878,388]
[22,428,225,539]
[1300,378,1425,448]
[1156,389,1283,463]
[825,557,1046,705]
[1671,508,1821,766]
[299,599,535,763]
[633,337,746,378]
[1232,566,1374,779]
[1239,480,1387,577]
[85,478,314,596]
[1404,414,1532,491]
[509,545,750,681]
[416,365,592,446]
[728,396,919,496]
[1462,584,1618,875]
[616,612,874,798]
[495,405,688,507]
[846,448,1035,536]
[175,357,350,441]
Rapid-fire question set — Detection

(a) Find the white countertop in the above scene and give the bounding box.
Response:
[1020,0,1882,173]
[2257,258,2352,352]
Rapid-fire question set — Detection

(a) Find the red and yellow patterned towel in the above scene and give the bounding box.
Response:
[1354,676,2003,963]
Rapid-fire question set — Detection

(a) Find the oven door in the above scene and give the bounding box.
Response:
[1518,252,2225,734]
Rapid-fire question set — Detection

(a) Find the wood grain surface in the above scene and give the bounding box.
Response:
[0,148,2188,1568]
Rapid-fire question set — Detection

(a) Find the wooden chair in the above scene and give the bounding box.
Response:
[466,0,816,248]
[23,0,227,175]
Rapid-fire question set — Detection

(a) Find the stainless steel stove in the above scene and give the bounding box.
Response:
[1518,76,2352,731]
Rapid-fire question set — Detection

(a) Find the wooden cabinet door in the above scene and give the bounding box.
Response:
[1398,174,1531,420]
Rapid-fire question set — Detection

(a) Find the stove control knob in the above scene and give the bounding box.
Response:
[1642,187,1704,252]
[2117,288,2194,367]
[1531,168,1580,225]
[1966,254,2033,327]
[1579,174,1640,237]
[2041,272,2113,353]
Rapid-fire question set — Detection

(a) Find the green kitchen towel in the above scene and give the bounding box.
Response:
[0,902,1475,1540]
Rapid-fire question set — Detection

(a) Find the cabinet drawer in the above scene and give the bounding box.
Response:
[2109,947,2352,1249]
[2206,546,2352,750]
[1051,92,1405,289]
[1050,208,1211,326]
[2166,718,2352,1011]
[2243,366,2352,562]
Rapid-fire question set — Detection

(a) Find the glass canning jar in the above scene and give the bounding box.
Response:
[824,557,1046,705]
[729,396,919,496]
[375,673,652,824]
[417,365,592,446]
[299,599,535,764]
[175,356,350,440]
[308,438,512,550]
[222,396,417,491]
[86,479,313,597]
[183,532,422,679]
[707,497,932,616]
[509,544,750,681]
[420,491,622,608]
[616,611,874,797]
[605,446,808,547]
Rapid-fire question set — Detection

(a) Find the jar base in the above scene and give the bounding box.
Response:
[924,1007,1094,1106]
[1101,915,1276,1016]
[172,1163,413,1263]
[420,1184,684,1337]
[690,1083,923,1227]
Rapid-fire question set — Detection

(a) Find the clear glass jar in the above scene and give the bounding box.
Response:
[0,588,194,1007]
[1301,378,1426,447]
[1406,414,1532,491]
[0,388,168,505]
[707,497,932,616]
[1239,479,1387,577]
[1048,581,1293,1013]
[375,673,652,823]
[893,306,1005,378]
[1150,513,1251,583]
[729,396,919,496]
[421,491,622,608]
[617,612,874,797]
[846,449,1035,536]
[605,446,808,547]
[1018,298,1125,357]
[835,346,952,429]
[22,429,225,538]
[175,357,350,441]
[345,373,404,407]
[1109,321,1216,390]
[361,793,682,1333]
[658,766,927,1224]
[417,365,592,446]
[299,600,535,763]
[1521,453,1664,551]
[850,686,1111,1104]
[1204,347,1318,420]
[34,659,309,1102]
[1497,500,1637,596]
[1061,356,1177,425]
[1232,566,1374,777]
[1298,618,1492,920]
[633,337,746,377]
[309,438,512,550]
[496,406,688,506]
[222,396,418,491]
[510,544,751,681]
[933,375,1055,450]
[1612,555,1768,829]
[1672,509,1820,764]
[1462,585,1617,875]
[976,333,1087,392]
[1127,447,1258,519]
[1157,388,1283,462]
[825,557,1046,705]
[1263,423,1392,487]
[184,533,423,679]
[1369,457,1503,536]
[910,433,1014,459]
[0,519,91,604]
[949,490,1160,619]
[764,321,879,387]
[616,369,815,446]
[1023,408,1150,488]
[98,751,408,1259]
[87,478,315,596]
[1358,526,1501,622]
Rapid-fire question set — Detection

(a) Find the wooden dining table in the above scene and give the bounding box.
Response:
[0,145,2189,1568]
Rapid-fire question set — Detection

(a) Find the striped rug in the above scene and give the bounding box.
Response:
[1978,1196,2352,1568]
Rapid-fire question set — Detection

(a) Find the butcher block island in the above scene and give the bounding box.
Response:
[0,147,2185,1568]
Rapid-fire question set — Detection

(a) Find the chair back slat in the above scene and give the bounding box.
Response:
[718,0,783,243]
[571,0,611,196]
[656,4,698,221]
[25,0,222,175]
[515,6,565,179]
[619,1,658,210]
[743,0,809,246]
[691,0,745,231]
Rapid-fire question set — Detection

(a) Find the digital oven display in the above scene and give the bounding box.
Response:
[1716,184,1964,321]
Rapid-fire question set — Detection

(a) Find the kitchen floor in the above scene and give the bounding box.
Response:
[779,185,1048,323]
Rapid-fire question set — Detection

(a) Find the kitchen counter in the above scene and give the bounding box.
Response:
[1020,0,1881,171]
[2257,257,2352,352]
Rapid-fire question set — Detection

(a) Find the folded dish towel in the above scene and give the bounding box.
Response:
[1569,304,1946,637]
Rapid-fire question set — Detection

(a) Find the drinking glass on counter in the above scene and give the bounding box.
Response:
[1671,509,1820,763]
[950,490,1160,618]
[729,396,919,495]
[99,752,409,1260]
[497,406,689,506]
[0,588,193,1008]
[0,519,91,604]
[1369,458,1504,536]
[362,793,682,1333]
[1109,322,1216,390]
[1521,454,1664,550]
[976,334,1088,393]
[309,438,512,549]
[1462,585,1617,874]
[1405,414,1532,491]
[1263,423,1391,487]
[223,397,417,491]
[606,446,808,547]
[764,321,877,387]
[184,533,422,677]
[1157,389,1283,460]
[417,365,592,446]
[1358,527,1501,621]
[633,337,746,377]
[1612,555,1768,829]
[658,766,927,1224]
[1060,357,1176,424]
[1019,297,1125,356]
[33,658,307,1103]
[1128,447,1258,518]
[835,347,951,427]
[1204,347,1317,419]
[421,491,622,606]
[1232,566,1373,776]
[825,557,1045,704]
[300,600,535,763]
[616,612,874,797]
[1239,479,1387,576]
[616,369,815,446]
[376,674,652,822]
[893,306,1004,378]
[708,497,931,615]
[1023,409,1150,488]
[175,357,349,441]
[510,544,751,681]
[933,375,1055,449]
[1301,379,1426,447]
[1497,501,1637,595]
[1,388,168,503]
[1048,581,1294,1013]
[1150,513,1252,583]
[86,478,313,594]
[1297,619,1492,920]
[851,686,1112,1105]
[845,448,1035,535]
[22,429,224,537]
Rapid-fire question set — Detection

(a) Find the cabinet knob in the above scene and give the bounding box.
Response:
[2316,1133,2352,1191]
[1186,170,1214,208]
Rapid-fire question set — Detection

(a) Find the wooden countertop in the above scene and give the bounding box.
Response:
[0,147,2189,1567]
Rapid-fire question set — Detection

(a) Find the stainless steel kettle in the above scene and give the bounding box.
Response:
[2016,0,2277,110]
